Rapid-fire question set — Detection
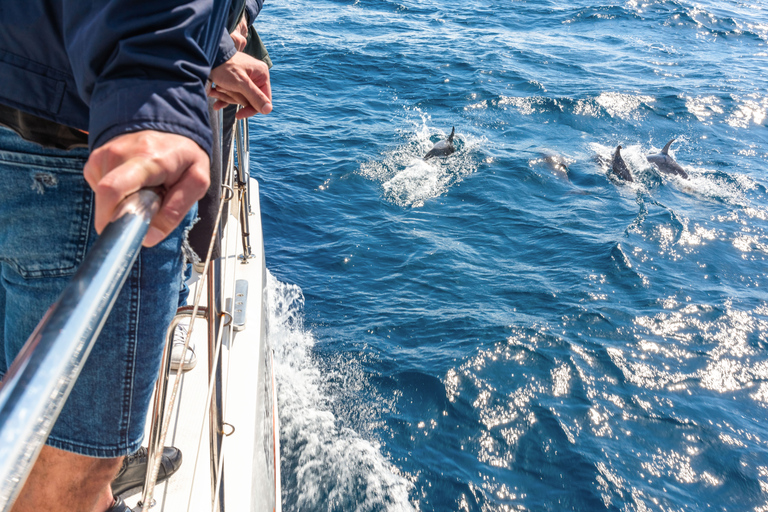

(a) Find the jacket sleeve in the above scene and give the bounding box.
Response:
[62,0,231,156]
[214,27,238,69]
[245,0,264,24]
[212,0,261,71]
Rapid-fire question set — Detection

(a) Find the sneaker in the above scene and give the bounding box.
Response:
[111,446,183,496]
[170,321,196,372]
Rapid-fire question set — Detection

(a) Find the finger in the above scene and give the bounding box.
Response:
[83,139,127,190]
[210,86,248,107]
[209,89,240,108]
[237,68,272,115]
[235,106,258,119]
[83,157,100,192]
[208,87,234,102]
[90,157,163,234]
[143,160,210,247]
[258,69,272,105]
[215,93,249,110]
[231,32,247,52]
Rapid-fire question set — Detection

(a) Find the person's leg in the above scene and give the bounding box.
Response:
[178,261,193,307]
[171,260,197,372]
[187,98,224,264]
[0,126,191,510]
[0,263,6,376]
[11,446,122,512]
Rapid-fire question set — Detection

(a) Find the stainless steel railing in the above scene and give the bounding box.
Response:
[0,190,162,512]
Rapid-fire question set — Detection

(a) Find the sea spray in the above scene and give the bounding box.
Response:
[267,272,415,511]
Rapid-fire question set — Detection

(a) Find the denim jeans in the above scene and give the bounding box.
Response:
[0,126,193,458]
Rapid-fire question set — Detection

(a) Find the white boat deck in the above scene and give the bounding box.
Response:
[122,178,279,512]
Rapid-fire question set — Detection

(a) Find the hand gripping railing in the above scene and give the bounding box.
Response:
[0,190,162,512]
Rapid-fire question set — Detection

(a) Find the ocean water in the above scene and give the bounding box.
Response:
[250,0,768,510]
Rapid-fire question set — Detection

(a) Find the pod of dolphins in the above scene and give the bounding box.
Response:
[423,127,689,184]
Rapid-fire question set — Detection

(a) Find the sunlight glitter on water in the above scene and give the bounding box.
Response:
[258,0,768,508]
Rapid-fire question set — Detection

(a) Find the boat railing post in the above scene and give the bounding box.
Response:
[235,119,253,261]
[0,190,161,512]
[207,259,226,512]
[241,119,253,216]
[240,118,253,219]
[209,106,228,512]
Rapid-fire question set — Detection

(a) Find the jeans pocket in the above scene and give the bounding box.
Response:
[0,157,92,278]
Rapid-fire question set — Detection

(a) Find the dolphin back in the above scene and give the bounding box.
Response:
[661,138,675,155]
[648,155,688,178]
[647,139,688,179]
[611,145,633,182]
[424,127,457,160]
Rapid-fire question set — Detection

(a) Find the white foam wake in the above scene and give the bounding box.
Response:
[266,272,415,511]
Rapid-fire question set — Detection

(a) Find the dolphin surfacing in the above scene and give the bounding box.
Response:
[611,145,633,182]
[646,138,688,179]
[424,127,456,160]
[543,154,570,176]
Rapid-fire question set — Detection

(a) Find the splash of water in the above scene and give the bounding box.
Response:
[267,272,415,511]
[359,117,482,208]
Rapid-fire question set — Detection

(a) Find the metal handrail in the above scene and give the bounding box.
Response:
[0,190,162,512]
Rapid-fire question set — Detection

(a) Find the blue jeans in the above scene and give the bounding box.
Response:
[0,126,193,458]
[179,262,193,307]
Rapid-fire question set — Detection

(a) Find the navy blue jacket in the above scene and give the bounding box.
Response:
[215,0,264,67]
[244,0,264,26]
[0,0,237,156]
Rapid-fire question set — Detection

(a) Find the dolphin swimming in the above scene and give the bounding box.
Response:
[611,145,633,182]
[646,138,688,179]
[543,154,570,176]
[424,127,456,160]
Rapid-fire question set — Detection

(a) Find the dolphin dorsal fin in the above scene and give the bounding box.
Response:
[448,127,455,142]
[662,138,675,155]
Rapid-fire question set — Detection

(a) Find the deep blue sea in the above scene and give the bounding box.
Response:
[249,0,768,510]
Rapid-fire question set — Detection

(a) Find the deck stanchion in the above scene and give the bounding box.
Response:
[207,258,226,512]
[235,119,253,261]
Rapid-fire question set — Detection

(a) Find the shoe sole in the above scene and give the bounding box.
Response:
[171,355,197,372]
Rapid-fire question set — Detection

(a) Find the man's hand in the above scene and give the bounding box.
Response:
[231,16,249,52]
[83,130,210,247]
[209,52,272,119]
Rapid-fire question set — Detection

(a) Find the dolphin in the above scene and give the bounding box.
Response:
[611,145,633,182]
[646,139,688,179]
[543,154,570,176]
[424,127,456,160]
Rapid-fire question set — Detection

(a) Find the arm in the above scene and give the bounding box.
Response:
[62,0,229,245]
[208,0,272,120]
